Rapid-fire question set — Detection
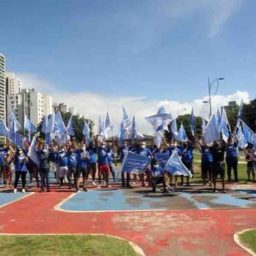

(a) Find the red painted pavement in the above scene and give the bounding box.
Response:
[0,191,255,256]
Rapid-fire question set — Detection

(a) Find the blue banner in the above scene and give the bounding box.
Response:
[121,151,150,173]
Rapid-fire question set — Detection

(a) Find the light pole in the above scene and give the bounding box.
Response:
[207,77,224,117]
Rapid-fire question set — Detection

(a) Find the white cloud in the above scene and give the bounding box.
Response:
[18,73,251,135]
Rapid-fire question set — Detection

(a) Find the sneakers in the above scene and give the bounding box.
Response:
[13,188,17,193]
[92,181,96,186]
[22,189,26,193]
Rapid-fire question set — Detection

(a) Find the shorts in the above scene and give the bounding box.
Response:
[201,162,213,177]
[58,166,68,178]
[213,162,225,178]
[76,167,90,178]
[247,162,255,175]
[98,164,110,175]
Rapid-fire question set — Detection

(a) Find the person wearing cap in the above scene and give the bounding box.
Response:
[97,141,110,187]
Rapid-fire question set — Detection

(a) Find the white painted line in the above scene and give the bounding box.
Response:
[234,229,256,256]
[0,192,34,209]
[0,233,145,256]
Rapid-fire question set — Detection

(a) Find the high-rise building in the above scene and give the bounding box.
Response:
[53,102,76,115]
[5,72,22,94]
[7,89,53,128]
[0,53,6,122]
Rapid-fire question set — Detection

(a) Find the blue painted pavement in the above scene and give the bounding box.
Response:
[0,192,31,207]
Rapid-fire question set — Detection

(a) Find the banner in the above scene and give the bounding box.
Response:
[164,151,192,177]
[121,151,150,173]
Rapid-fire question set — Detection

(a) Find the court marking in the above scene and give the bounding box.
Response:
[0,192,34,209]
[234,229,256,256]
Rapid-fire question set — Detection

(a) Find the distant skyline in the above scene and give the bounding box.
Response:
[0,0,255,132]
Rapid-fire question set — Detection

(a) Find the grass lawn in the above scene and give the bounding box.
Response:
[0,235,138,256]
[239,229,256,253]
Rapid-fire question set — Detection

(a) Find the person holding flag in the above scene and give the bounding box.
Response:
[97,141,110,187]
[151,158,167,193]
[87,142,98,186]
[107,142,116,183]
[181,140,194,186]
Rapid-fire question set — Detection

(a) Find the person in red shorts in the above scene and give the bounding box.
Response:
[97,142,110,187]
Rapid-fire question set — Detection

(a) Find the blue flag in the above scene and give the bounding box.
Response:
[0,119,9,137]
[104,112,113,137]
[66,115,74,136]
[8,110,21,134]
[24,115,37,134]
[145,106,172,132]
[121,151,150,173]
[164,151,192,177]
[238,100,243,119]
[177,123,188,142]
[190,108,196,135]
[236,121,248,149]
[219,108,230,143]
[83,121,90,144]
[53,112,67,145]
[28,135,40,166]
[130,115,144,141]
[201,118,207,132]
[154,131,163,148]
[203,114,220,145]
[170,119,179,140]
[41,116,48,134]
[240,119,256,145]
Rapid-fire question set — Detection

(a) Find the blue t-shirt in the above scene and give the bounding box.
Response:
[67,151,78,168]
[154,149,171,168]
[88,147,98,164]
[136,147,152,158]
[77,149,90,169]
[98,147,109,165]
[0,148,8,166]
[119,146,130,163]
[151,165,164,177]
[14,155,27,172]
[226,143,238,158]
[58,152,68,167]
[201,146,213,163]
[182,146,194,163]
[107,148,114,165]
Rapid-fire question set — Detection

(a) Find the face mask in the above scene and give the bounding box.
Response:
[82,147,86,151]
[153,164,159,168]
[102,145,106,149]
[141,145,146,149]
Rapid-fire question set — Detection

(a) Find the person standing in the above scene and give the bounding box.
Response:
[38,145,50,192]
[76,144,90,191]
[244,144,255,182]
[67,146,78,189]
[226,137,239,182]
[13,148,28,193]
[107,143,116,183]
[87,142,98,186]
[97,141,110,187]
[57,146,68,188]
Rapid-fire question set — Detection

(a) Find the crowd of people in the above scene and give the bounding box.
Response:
[0,135,255,194]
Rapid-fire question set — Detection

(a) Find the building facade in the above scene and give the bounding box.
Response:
[0,53,6,122]
[53,102,76,115]
[5,72,21,95]
[7,89,53,128]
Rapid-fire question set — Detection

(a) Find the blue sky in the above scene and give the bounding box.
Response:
[1,0,256,99]
[0,0,255,131]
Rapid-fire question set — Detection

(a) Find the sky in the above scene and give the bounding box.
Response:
[0,0,255,133]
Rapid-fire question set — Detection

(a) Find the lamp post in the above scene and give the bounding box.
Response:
[207,77,224,118]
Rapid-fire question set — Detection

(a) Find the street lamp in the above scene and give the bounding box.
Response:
[207,77,224,117]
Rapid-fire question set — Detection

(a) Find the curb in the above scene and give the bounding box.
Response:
[234,229,256,256]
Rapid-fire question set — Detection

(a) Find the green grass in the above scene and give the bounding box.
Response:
[0,235,138,256]
[239,230,256,253]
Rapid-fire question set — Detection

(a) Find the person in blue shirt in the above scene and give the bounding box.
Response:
[118,141,131,188]
[87,142,98,186]
[225,137,239,182]
[154,144,171,169]
[97,141,110,187]
[57,146,68,188]
[13,148,28,193]
[76,144,90,192]
[181,141,194,186]
[197,137,213,186]
[151,159,167,193]
[107,143,116,183]
[67,146,78,189]
[135,141,152,187]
